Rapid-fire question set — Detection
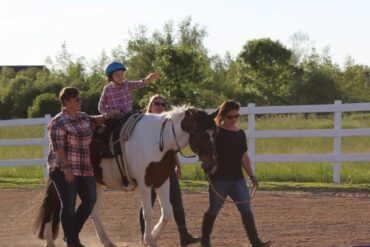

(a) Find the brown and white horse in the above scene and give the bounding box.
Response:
[34,106,218,247]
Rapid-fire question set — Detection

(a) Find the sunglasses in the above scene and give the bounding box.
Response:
[152,101,166,107]
[226,114,240,120]
[69,97,81,102]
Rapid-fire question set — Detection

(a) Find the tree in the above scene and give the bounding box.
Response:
[1,75,40,118]
[0,67,16,89]
[28,93,60,118]
[113,17,216,108]
[237,38,297,105]
[288,32,315,65]
[81,90,101,115]
[291,53,342,104]
[339,58,370,102]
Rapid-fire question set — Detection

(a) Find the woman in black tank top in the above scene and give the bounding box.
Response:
[201,100,271,247]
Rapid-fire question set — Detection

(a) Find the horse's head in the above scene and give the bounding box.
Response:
[181,108,218,174]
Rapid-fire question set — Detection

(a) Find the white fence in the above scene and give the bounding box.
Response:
[1,101,370,183]
[0,115,51,177]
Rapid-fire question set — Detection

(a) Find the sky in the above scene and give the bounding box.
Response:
[1,0,370,67]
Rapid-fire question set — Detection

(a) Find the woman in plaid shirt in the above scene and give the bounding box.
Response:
[48,87,109,247]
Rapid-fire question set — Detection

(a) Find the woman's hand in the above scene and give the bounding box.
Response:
[176,165,182,179]
[63,167,74,183]
[106,109,120,119]
[249,176,258,198]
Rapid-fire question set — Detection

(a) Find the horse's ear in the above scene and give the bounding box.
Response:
[181,109,194,132]
[210,108,219,119]
[186,109,194,117]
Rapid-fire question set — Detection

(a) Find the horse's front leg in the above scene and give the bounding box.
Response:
[139,183,157,247]
[152,178,173,241]
[90,183,117,247]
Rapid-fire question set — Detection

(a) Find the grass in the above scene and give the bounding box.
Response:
[0,165,44,179]
[1,113,370,189]
[0,125,44,139]
[0,177,45,188]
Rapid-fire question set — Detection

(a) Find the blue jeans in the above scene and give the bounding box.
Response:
[205,179,251,216]
[50,168,97,244]
[139,170,186,235]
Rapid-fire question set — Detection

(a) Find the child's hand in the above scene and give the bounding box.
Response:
[145,71,160,83]
[106,109,120,119]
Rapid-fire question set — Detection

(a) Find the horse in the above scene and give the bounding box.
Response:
[34,106,219,247]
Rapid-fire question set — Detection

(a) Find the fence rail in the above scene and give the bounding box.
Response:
[1,101,370,183]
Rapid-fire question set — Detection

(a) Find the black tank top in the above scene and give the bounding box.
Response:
[210,127,248,180]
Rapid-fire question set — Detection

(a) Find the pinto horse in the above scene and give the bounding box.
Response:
[34,106,218,247]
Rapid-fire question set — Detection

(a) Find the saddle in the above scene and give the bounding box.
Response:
[90,111,143,188]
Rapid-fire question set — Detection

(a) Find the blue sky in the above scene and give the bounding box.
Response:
[1,0,370,66]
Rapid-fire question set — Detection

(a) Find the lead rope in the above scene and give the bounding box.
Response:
[205,174,255,205]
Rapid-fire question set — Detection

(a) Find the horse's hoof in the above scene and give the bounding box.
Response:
[142,241,158,247]
[104,243,117,247]
[152,228,161,241]
[43,244,56,247]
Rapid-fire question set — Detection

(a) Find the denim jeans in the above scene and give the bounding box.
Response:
[205,179,251,216]
[50,168,97,244]
[139,170,186,235]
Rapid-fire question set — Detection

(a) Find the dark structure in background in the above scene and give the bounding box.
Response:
[0,65,45,73]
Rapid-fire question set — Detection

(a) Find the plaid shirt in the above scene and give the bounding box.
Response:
[98,79,147,117]
[47,110,96,176]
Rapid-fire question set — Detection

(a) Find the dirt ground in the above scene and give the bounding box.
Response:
[0,188,370,247]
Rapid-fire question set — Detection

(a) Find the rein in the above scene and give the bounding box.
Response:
[159,118,196,159]
[205,174,254,205]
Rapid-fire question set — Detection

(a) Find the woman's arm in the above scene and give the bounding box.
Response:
[49,120,74,183]
[241,151,259,190]
[241,151,254,177]
[55,148,74,183]
[91,111,119,128]
[98,88,108,114]
[94,115,106,127]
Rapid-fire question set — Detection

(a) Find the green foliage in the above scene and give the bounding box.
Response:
[292,54,342,104]
[1,75,39,118]
[28,93,60,118]
[240,38,292,70]
[237,38,297,105]
[81,90,101,115]
[340,61,370,102]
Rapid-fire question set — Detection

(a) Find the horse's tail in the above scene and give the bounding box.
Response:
[33,179,60,240]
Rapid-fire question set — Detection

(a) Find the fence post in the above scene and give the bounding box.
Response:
[43,114,51,178]
[247,103,256,173]
[333,100,342,183]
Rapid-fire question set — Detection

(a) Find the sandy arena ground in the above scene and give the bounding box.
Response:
[0,188,370,247]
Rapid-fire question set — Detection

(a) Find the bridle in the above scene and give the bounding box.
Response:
[159,118,197,159]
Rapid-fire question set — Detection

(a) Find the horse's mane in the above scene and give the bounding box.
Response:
[162,105,194,121]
